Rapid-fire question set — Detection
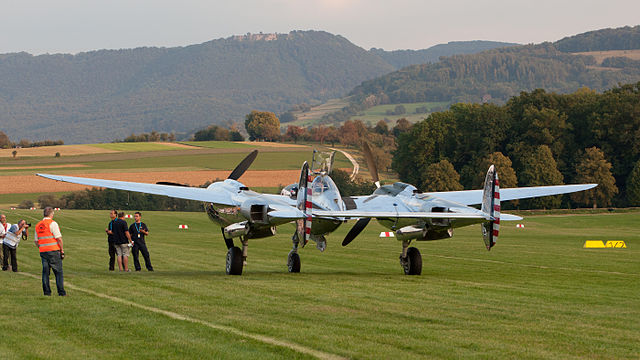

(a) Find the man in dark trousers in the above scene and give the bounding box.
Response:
[113,212,133,272]
[105,210,117,271]
[129,211,153,271]
[35,207,66,296]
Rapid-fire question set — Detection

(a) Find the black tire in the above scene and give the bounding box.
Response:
[287,251,301,273]
[404,247,422,275]
[226,246,243,275]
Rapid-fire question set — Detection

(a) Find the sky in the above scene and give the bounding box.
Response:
[1,0,638,55]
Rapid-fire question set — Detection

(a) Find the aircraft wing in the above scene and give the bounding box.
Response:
[36,173,235,205]
[421,184,597,206]
[313,210,523,221]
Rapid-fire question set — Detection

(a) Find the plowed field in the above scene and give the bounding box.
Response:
[0,170,300,194]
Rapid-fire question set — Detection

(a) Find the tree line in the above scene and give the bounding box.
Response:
[392,83,640,208]
[0,131,63,149]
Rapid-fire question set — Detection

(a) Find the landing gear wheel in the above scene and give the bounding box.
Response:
[226,246,243,275]
[287,251,301,273]
[401,247,422,275]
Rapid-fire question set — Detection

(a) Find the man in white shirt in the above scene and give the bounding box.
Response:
[3,219,28,272]
[0,214,10,265]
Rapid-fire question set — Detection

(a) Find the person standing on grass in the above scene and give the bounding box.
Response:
[2,219,28,272]
[113,212,133,272]
[35,207,66,296]
[129,212,153,271]
[105,210,117,271]
[0,214,9,265]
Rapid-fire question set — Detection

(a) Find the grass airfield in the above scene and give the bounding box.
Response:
[1,209,638,359]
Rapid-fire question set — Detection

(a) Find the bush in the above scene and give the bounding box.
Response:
[17,199,34,209]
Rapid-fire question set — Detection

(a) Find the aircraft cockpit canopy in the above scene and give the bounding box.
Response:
[373,182,417,196]
[312,175,338,194]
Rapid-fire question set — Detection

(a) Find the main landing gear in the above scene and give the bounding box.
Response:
[287,233,301,273]
[224,231,248,275]
[399,240,422,275]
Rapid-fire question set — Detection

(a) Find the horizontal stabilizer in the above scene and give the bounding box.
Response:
[501,213,523,221]
[313,210,489,220]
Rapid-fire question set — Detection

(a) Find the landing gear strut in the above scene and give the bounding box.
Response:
[399,240,422,275]
[287,234,301,273]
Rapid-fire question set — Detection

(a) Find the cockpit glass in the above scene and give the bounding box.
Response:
[311,176,337,194]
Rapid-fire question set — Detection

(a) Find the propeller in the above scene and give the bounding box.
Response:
[362,142,380,188]
[342,217,371,246]
[228,150,258,180]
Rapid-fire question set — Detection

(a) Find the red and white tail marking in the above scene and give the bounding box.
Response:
[379,232,395,238]
[491,175,500,248]
[305,184,312,242]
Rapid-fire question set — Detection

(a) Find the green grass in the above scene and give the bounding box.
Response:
[70,151,350,172]
[0,192,71,207]
[350,102,450,125]
[179,141,258,149]
[89,142,188,152]
[1,209,638,358]
[0,145,352,175]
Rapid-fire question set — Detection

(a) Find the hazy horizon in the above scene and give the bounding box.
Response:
[0,1,638,55]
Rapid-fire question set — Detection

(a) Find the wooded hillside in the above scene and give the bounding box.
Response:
[0,31,514,144]
[349,26,640,107]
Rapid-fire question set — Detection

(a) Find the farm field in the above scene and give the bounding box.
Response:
[1,209,638,359]
[288,98,350,127]
[348,102,450,125]
[0,142,353,205]
[572,49,640,64]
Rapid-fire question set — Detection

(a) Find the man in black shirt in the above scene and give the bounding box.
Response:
[112,212,133,272]
[105,210,117,271]
[129,211,153,271]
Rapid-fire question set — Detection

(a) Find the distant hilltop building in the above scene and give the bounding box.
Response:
[232,32,279,42]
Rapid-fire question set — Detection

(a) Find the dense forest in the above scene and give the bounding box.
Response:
[392,83,640,208]
[347,26,640,111]
[555,25,640,52]
[369,40,518,69]
[0,31,512,144]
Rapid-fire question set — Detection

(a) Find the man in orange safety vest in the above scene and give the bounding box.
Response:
[34,207,66,296]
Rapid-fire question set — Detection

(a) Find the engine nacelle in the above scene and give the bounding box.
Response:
[395,225,453,241]
[247,226,277,239]
[240,199,269,225]
[223,221,276,239]
[223,222,249,239]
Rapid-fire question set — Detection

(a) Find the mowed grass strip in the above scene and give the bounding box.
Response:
[2,209,637,358]
[179,141,259,149]
[89,142,195,152]
[0,148,349,173]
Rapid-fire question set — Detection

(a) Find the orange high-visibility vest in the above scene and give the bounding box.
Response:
[36,218,60,252]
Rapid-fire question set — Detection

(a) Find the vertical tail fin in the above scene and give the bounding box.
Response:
[296,162,313,246]
[481,165,500,250]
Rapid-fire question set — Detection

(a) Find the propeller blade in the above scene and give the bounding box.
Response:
[156,181,189,187]
[342,217,371,246]
[228,150,258,180]
[362,142,380,188]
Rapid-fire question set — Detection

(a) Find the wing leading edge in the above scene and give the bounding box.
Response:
[36,173,235,205]
[422,184,597,206]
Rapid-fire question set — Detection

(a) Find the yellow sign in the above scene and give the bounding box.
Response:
[605,241,627,248]
[583,240,627,248]
[584,241,605,248]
